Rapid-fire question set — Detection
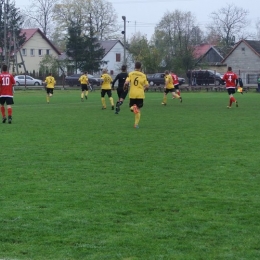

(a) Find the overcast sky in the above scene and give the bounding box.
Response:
[16,0,259,40]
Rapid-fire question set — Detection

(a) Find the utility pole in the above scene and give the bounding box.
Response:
[122,16,126,65]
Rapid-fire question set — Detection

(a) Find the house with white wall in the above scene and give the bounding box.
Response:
[100,40,134,76]
[16,28,61,74]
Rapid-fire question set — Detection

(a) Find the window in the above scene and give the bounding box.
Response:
[116,53,121,62]
[30,49,34,56]
[242,47,245,51]
[38,49,42,56]
[46,49,50,55]
[22,49,27,56]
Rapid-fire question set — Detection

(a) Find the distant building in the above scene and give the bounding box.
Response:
[222,39,260,85]
[193,43,226,73]
[16,28,61,74]
[99,40,134,75]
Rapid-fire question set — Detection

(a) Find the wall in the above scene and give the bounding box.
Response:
[223,42,260,85]
[102,42,134,76]
[224,42,260,71]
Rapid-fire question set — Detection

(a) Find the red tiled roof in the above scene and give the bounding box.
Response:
[21,28,61,55]
[193,44,214,59]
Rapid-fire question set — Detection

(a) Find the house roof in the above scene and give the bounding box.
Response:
[222,39,260,63]
[196,46,224,64]
[99,40,123,56]
[21,28,61,55]
[193,43,214,59]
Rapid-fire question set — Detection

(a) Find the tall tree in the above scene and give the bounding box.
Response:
[152,10,199,73]
[21,0,59,36]
[207,4,250,54]
[66,18,106,73]
[0,1,26,67]
[128,32,161,73]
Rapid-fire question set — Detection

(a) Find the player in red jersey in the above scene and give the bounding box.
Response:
[0,65,16,123]
[222,66,238,108]
[171,70,181,98]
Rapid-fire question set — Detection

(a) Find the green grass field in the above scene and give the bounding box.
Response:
[1,89,260,260]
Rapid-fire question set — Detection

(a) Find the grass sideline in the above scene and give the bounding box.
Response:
[1,90,260,259]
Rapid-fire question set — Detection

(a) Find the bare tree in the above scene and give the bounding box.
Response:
[256,18,260,40]
[208,4,250,47]
[22,0,59,36]
[53,0,119,40]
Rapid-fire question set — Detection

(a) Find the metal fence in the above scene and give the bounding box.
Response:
[234,70,260,86]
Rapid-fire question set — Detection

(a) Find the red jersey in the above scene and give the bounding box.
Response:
[171,73,179,86]
[223,71,237,88]
[0,72,16,97]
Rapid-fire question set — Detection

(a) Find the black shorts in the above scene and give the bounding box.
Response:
[174,84,179,90]
[117,88,128,100]
[164,88,175,94]
[101,89,112,98]
[46,88,54,95]
[227,88,236,95]
[81,84,88,91]
[0,97,14,105]
[129,98,143,109]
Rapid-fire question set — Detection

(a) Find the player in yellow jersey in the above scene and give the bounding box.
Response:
[100,69,114,110]
[123,61,149,129]
[78,72,89,101]
[161,70,182,105]
[44,73,56,103]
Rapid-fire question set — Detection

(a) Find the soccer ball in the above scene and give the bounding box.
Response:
[49,93,53,97]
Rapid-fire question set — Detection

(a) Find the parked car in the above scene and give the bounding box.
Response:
[191,70,225,86]
[14,75,42,86]
[147,73,185,86]
[65,74,101,87]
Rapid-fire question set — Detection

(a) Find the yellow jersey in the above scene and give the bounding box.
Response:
[165,74,174,89]
[79,74,89,85]
[101,73,113,90]
[45,76,56,89]
[126,70,148,99]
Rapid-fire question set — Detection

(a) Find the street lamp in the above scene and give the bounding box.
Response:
[122,16,126,65]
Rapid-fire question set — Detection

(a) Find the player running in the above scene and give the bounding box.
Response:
[0,64,16,124]
[124,62,148,128]
[161,70,182,105]
[171,70,181,98]
[100,69,114,110]
[222,67,238,108]
[112,65,128,114]
[79,72,89,101]
[45,73,56,103]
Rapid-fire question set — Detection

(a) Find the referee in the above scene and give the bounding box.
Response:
[112,65,128,114]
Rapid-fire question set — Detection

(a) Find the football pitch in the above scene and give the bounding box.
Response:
[1,89,260,259]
